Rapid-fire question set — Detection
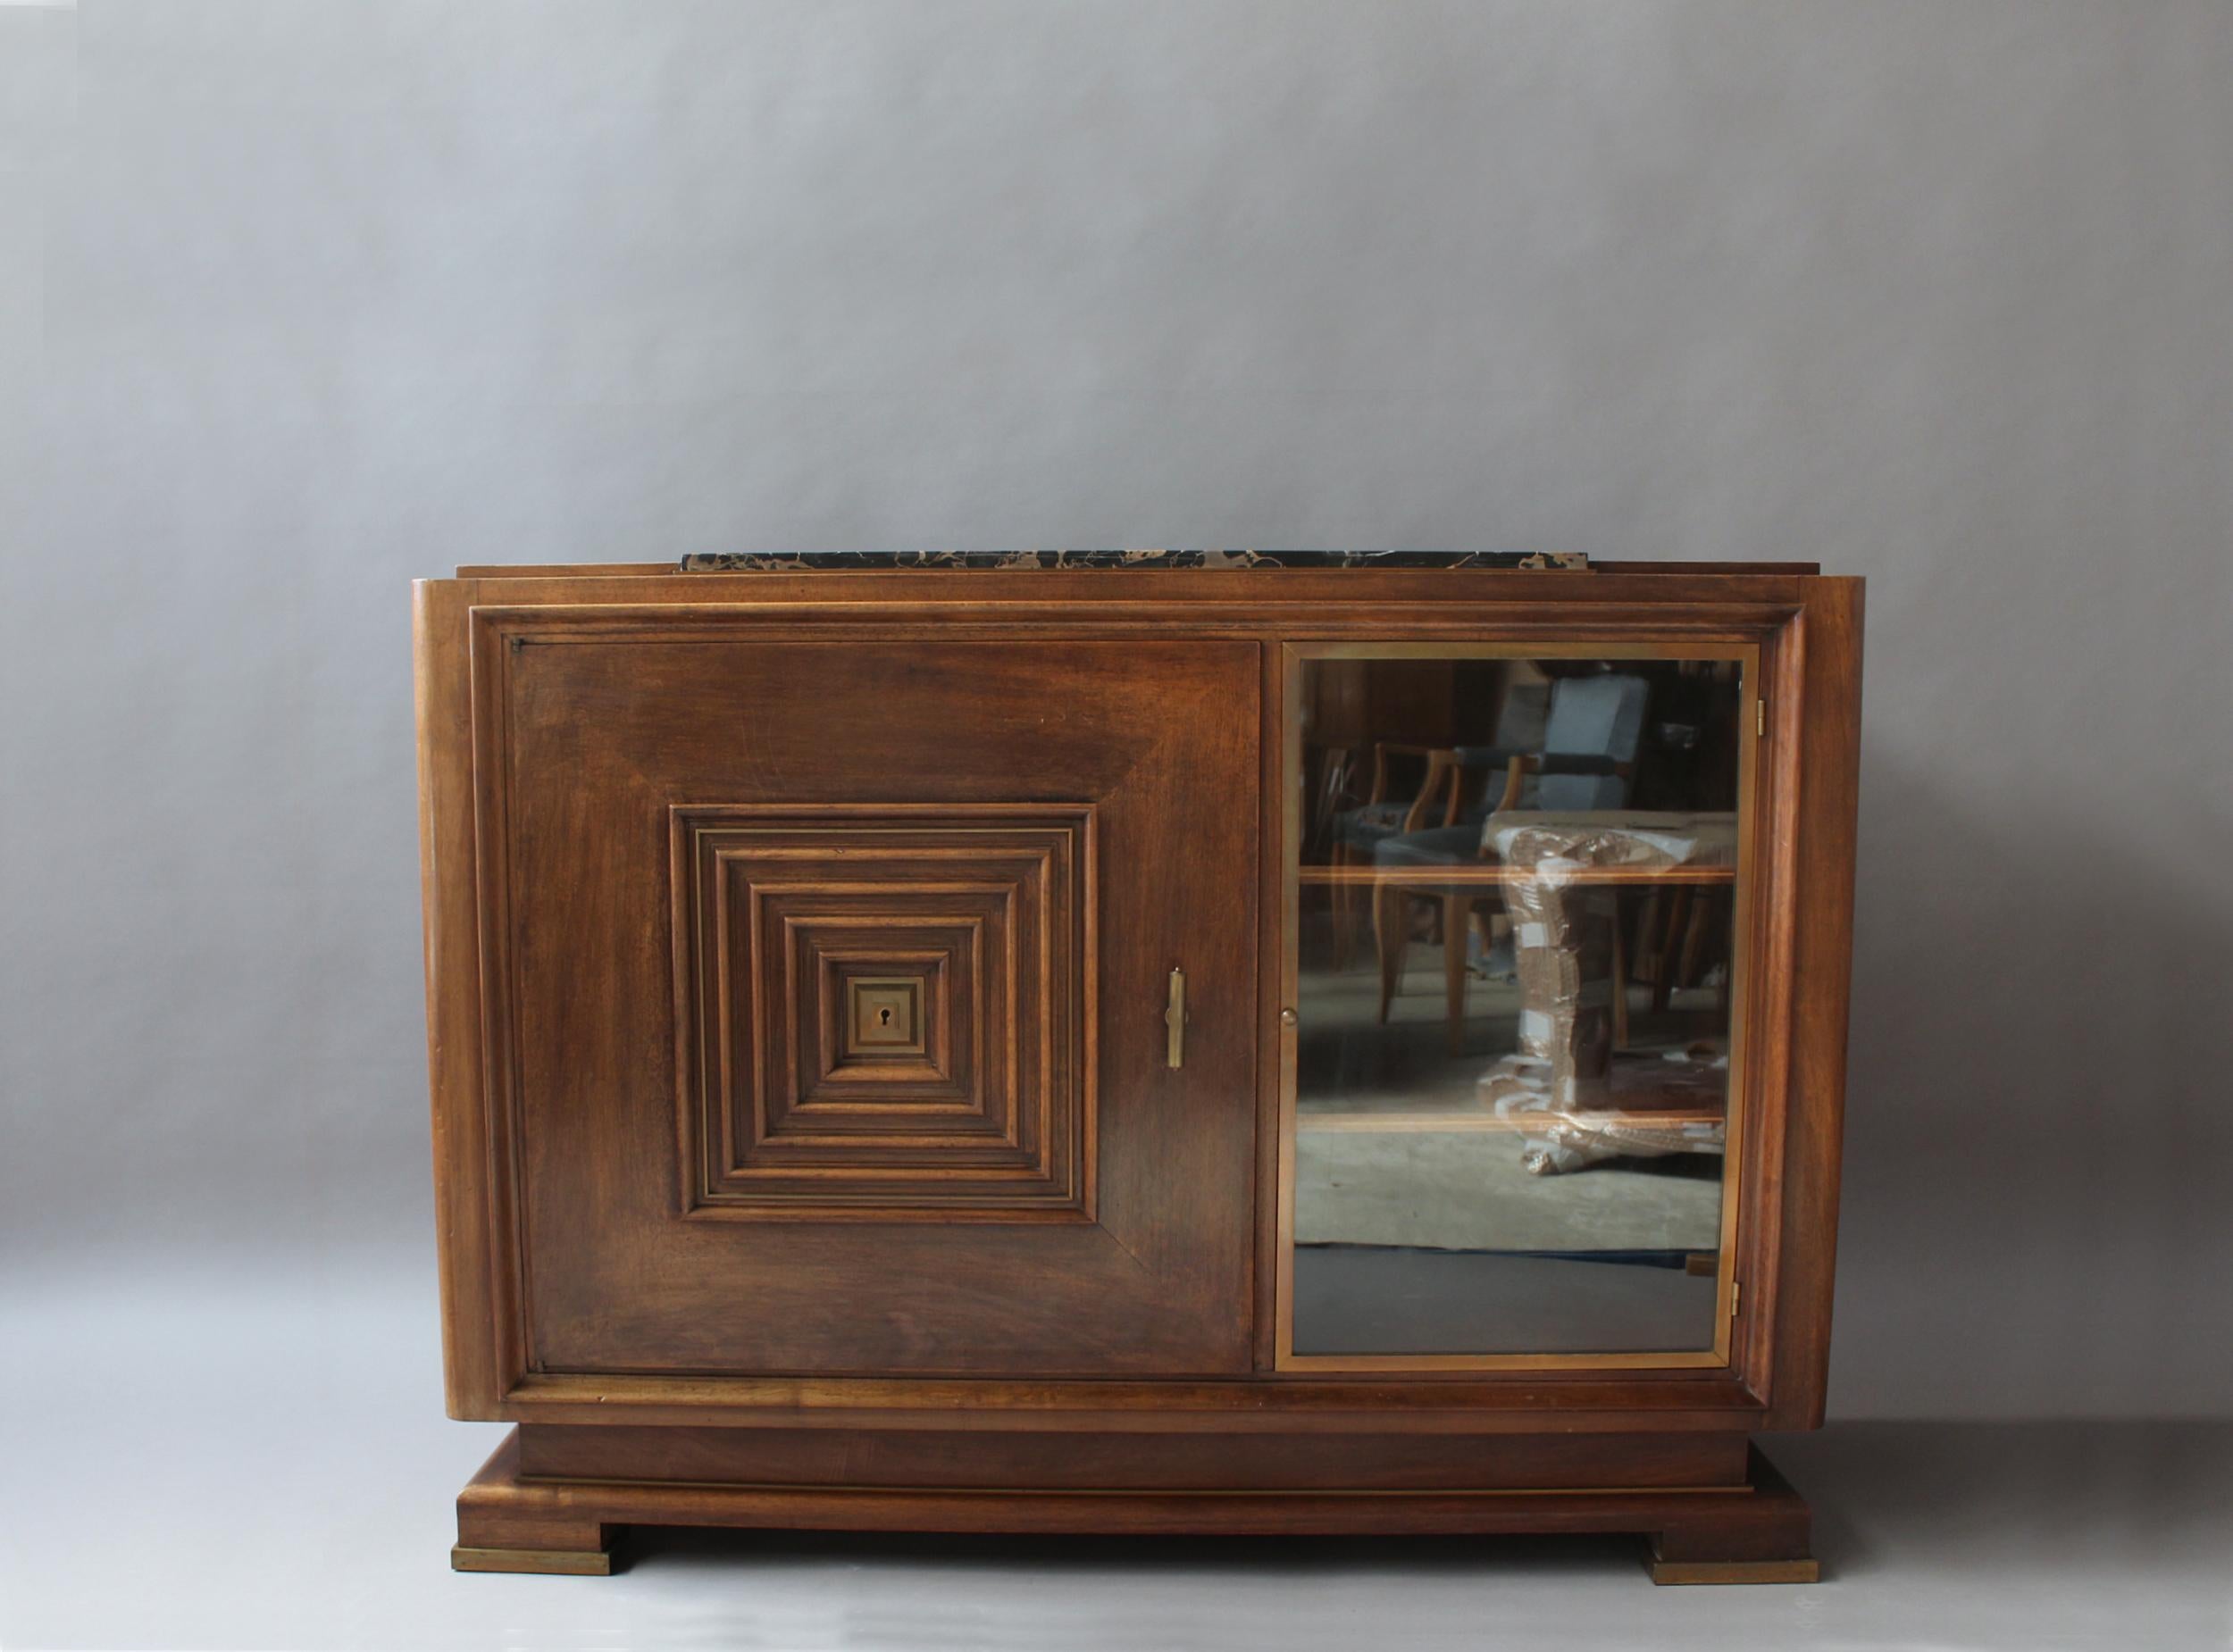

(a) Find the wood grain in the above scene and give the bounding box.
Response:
[514,1422,1752,1489]
[414,578,509,1419]
[1758,577,1864,1428]
[482,630,1259,1376]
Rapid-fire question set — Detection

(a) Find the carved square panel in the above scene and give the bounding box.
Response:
[673,805,1094,1219]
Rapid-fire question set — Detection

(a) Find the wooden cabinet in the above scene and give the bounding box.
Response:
[417,555,1862,1582]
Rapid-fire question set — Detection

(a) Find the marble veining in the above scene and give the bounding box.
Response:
[679,549,1589,572]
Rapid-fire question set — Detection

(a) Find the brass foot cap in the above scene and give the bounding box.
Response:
[451,1544,613,1576]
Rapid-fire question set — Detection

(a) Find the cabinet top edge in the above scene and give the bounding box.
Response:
[448,554,1827,580]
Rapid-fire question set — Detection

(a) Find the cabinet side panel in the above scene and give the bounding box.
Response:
[416,579,506,1417]
[1764,577,1863,1429]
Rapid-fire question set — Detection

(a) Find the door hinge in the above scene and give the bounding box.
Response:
[1165,967,1187,1069]
[1731,1280,1743,1318]
[1755,700,1766,738]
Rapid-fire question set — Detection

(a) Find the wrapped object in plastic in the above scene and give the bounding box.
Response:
[1475,811,1739,1174]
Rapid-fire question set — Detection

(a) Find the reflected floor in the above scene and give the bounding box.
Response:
[1295,941,1724,1254]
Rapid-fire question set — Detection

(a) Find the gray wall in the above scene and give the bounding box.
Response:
[4,1,2227,1419]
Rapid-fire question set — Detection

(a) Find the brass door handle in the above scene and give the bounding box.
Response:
[1165,967,1187,1069]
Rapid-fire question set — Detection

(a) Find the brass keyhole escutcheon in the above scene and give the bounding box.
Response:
[845,977,925,1055]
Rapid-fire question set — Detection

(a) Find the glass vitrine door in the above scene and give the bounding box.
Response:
[1278,644,1758,1368]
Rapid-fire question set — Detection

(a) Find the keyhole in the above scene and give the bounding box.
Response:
[879,1007,892,1026]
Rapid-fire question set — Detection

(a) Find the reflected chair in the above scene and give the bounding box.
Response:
[1344,686,1549,996]
[1326,743,1466,968]
[1373,673,1649,1052]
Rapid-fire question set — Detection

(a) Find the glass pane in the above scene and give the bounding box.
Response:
[1290,653,1747,1359]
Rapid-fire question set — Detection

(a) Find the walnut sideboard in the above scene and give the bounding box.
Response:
[414,552,1862,1581]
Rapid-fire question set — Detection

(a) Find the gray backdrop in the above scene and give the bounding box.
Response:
[4,1,2228,1420]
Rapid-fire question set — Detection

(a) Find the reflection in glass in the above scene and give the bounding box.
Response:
[1292,655,1745,1358]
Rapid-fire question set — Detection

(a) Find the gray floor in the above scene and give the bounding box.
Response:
[4,1256,2228,1651]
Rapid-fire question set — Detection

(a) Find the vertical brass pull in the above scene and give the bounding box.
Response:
[1165,967,1187,1069]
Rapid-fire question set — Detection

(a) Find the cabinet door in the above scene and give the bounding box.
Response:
[481,628,1259,1377]
[1279,643,1758,1371]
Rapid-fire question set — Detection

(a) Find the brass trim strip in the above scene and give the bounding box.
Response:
[1649,1556,1819,1586]
[451,1545,612,1576]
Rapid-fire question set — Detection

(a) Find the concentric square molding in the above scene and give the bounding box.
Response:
[673,804,1094,1220]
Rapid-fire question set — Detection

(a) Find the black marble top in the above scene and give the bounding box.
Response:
[679,549,1589,572]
